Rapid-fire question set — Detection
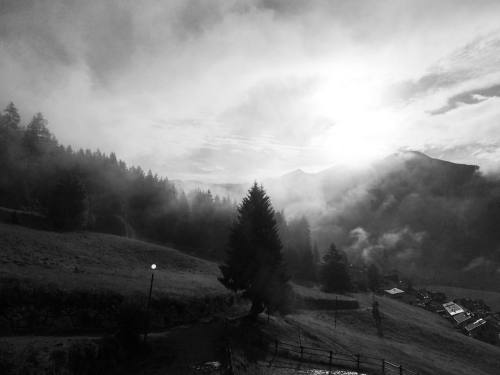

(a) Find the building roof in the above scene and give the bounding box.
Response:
[465,318,487,332]
[385,288,405,295]
[442,302,465,316]
[453,312,472,325]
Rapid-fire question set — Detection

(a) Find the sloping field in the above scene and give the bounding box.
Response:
[273,293,500,375]
[292,284,359,310]
[0,222,226,299]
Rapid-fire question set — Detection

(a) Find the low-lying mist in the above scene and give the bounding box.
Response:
[201,151,500,289]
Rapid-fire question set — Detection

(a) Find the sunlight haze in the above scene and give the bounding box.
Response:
[2,0,500,181]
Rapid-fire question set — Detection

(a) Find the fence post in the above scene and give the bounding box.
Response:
[381,359,385,374]
[356,354,360,372]
[300,346,304,361]
[274,339,278,356]
[399,364,403,375]
[226,343,234,375]
[329,350,332,368]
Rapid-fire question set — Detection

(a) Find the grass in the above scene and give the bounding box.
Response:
[0,222,226,299]
[291,283,359,310]
[262,293,500,375]
[2,222,500,374]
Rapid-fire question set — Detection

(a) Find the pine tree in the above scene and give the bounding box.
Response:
[0,102,20,130]
[319,243,351,293]
[219,183,290,317]
[23,112,54,155]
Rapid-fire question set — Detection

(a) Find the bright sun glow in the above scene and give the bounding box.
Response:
[307,75,399,166]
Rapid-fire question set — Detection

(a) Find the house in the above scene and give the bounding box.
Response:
[442,302,465,316]
[452,311,472,327]
[464,318,487,336]
[384,288,405,298]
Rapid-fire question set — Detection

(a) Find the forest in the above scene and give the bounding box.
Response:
[0,102,327,284]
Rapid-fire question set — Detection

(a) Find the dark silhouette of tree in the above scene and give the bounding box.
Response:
[48,170,88,231]
[319,243,351,293]
[367,263,381,291]
[219,183,290,317]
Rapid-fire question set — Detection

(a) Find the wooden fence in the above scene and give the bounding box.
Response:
[228,334,420,375]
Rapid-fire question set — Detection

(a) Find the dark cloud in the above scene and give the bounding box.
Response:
[430,83,500,114]
[386,72,467,103]
[385,33,500,104]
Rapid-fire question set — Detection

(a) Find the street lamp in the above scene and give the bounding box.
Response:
[144,263,156,342]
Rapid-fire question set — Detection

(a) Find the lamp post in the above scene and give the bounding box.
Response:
[144,263,156,342]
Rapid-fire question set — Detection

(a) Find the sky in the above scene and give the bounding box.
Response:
[2,0,500,182]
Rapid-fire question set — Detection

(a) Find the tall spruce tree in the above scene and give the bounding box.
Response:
[219,183,290,317]
[0,102,20,130]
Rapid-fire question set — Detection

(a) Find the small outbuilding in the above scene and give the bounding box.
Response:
[384,288,405,298]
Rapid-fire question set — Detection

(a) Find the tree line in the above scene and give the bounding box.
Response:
[0,103,236,258]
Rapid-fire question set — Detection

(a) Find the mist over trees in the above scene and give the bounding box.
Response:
[0,103,236,258]
[314,152,500,288]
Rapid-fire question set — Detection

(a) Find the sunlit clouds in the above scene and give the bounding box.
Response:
[2,0,500,181]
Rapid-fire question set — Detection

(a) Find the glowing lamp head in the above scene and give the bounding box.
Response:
[151,264,157,270]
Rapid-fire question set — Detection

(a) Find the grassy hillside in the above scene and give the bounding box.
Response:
[0,222,226,299]
[264,293,500,375]
[2,222,500,374]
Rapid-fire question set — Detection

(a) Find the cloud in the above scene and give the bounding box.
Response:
[429,83,500,114]
[347,226,425,267]
[385,33,500,104]
[2,0,500,181]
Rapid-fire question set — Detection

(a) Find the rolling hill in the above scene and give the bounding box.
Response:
[0,222,226,299]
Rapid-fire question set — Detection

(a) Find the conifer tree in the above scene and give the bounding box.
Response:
[0,102,20,130]
[319,243,351,293]
[23,112,54,155]
[219,183,290,317]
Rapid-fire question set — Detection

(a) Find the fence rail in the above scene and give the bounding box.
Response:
[246,334,419,375]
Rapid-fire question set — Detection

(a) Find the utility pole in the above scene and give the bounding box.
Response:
[144,263,156,342]
[334,296,338,328]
